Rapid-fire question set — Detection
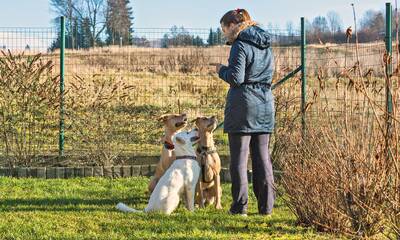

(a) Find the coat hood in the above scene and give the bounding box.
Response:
[226,21,271,49]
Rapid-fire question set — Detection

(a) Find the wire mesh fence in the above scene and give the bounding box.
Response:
[0,22,395,167]
[305,40,395,126]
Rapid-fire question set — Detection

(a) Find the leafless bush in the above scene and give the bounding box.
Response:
[65,74,136,166]
[275,118,389,236]
[273,45,400,237]
[0,50,59,167]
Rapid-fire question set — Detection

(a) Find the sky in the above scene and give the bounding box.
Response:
[0,0,392,30]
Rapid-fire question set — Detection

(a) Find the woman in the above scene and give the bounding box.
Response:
[216,9,275,215]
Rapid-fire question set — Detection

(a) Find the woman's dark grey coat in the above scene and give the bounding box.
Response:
[219,24,275,133]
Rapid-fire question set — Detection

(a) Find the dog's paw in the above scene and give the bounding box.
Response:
[116,202,127,211]
[215,204,223,210]
[116,202,140,213]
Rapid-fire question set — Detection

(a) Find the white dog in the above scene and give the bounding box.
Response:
[116,128,201,215]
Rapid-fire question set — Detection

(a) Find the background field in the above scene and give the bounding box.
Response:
[0,40,391,167]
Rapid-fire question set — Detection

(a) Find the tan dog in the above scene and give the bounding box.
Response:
[194,116,222,209]
[148,113,188,193]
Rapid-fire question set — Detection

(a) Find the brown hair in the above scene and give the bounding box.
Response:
[220,9,252,26]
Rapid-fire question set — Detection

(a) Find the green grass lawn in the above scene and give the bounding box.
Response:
[0,177,341,240]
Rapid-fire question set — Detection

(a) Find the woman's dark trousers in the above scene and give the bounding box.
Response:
[228,133,275,215]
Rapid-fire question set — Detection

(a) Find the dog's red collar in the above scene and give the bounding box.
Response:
[164,141,175,150]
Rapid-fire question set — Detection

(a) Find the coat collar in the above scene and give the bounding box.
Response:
[226,21,257,45]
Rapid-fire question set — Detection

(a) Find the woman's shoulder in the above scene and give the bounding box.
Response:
[237,25,271,50]
[231,38,247,50]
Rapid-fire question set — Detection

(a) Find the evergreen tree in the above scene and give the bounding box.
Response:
[161,34,169,48]
[216,28,223,45]
[106,0,134,46]
[207,28,215,46]
[193,36,204,46]
[81,17,93,49]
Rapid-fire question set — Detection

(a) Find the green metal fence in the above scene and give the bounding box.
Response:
[1,3,396,167]
[0,18,304,167]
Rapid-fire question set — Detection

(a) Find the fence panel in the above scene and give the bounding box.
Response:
[0,24,302,167]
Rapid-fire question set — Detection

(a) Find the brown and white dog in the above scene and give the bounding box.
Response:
[194,116,222,209]
[147,113,188,193]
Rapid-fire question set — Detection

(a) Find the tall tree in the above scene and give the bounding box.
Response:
[106,0,134,45]
[360,10,384,33]
[327,11,343,34]
[360,10,384,41]
[212,29,218,45]
[208,28,215,46]
[80,0,108,47]
[80,17,93,48]
[216,28,224,45]
[193,36,204,46]
[50,0,79,49]
[161,33,169,48]
[50,0,108,48]
[286,21,294,36]
[312,16,329,34]
[160,26,201,48]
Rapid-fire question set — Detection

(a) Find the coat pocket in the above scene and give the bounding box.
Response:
[244,87,268,127]
[248,88,274,128]
[246,87,267,103]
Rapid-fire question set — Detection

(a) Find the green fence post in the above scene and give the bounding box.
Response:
[385,2,393,160]
[386,3,393,115]
[301,17,307,138]
[59,16,65,157]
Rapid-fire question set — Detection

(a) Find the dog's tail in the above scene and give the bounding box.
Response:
[116,202,142,213]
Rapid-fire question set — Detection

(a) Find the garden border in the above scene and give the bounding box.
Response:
[0,165,264,183]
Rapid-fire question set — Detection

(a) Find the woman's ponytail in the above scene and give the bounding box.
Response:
[220,8,252,26]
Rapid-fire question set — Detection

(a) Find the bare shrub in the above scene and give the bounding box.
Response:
[65,74,136,166]
[0,51,59,167]
[273,45,399,237]
[177,50,206,73]
[275,118,389,237]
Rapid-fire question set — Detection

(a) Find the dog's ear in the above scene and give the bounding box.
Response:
[157,114,170,123]
[206,116,218,131]
[190,117,201,124]
[189,117,198,123]
[211,116,217,124]
[175,136,186,145]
